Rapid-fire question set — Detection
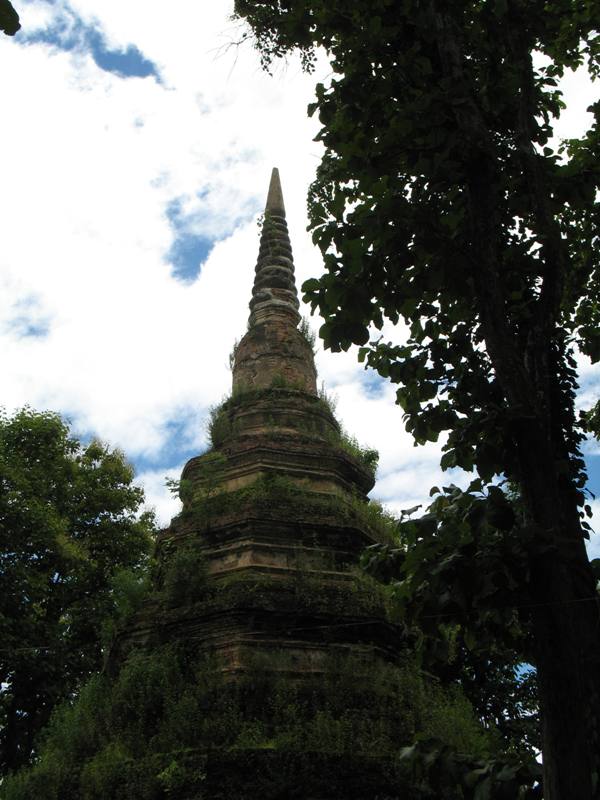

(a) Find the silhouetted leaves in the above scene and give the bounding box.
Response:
[0,0,19,36]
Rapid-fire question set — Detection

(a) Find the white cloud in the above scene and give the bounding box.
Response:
[0,2,321,451]
[1,1,598,536]
[585,500,600,561]
[135,465,183,529]
[576,351,600,422]
[553,65,596,141]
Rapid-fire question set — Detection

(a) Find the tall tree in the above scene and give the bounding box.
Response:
[0,408,153,774]
[234,2,600,797]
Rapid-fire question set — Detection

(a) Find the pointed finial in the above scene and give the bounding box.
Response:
[265,167,285,216]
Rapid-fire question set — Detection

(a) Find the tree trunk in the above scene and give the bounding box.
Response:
[514,420,600,800]
[470,197,600,798]
[463,141,600,799]
[530,555,600,799]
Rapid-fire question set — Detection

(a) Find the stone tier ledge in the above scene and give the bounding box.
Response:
[219,387,339,425]
[129,612,403,667]
[163,510,388,553]
[164,511,377,542]
[182,438,375,498]
[161,530,364,570]
[215,396,341,442]
[108,606,404,675]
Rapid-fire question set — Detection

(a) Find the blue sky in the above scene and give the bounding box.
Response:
[19,1,160,80]
[1,0,599,544]
[165,197,221,283]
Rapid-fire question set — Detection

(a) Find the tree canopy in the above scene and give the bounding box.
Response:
[234,1,600,797]
[0,408,154,775]
[0,0,19,36]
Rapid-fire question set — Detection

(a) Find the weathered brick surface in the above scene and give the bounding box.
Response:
[232,317,318,394]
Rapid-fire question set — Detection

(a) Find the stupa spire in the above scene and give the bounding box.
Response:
[232,169,317,394]
[248,167,300,328]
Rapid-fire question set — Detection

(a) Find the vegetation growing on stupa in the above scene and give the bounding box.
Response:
[207,381,379,479]
[1,559,496,800]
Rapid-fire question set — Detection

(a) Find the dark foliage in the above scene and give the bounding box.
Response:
[0,0,19,35]
[0,408,154,774]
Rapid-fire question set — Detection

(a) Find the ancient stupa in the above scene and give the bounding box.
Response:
[143,167,401,676]
[5,171,486,800]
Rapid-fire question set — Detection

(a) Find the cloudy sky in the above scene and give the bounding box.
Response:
[1,0,599,554]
